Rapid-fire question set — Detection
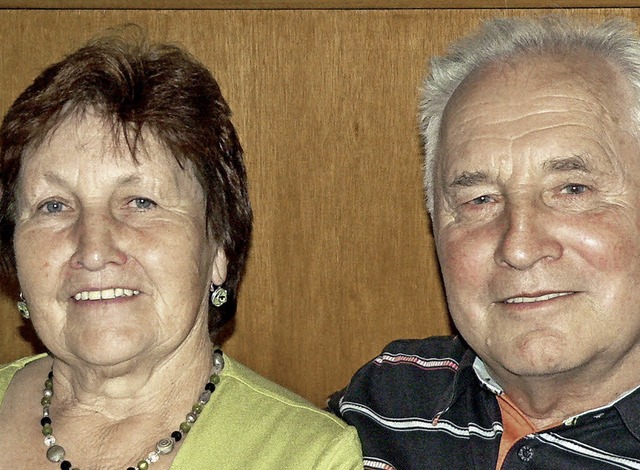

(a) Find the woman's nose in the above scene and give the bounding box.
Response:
[69,209,127,271]
[494,200,563,270]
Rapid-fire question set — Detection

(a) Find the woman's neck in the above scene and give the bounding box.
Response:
[50,329,214,421]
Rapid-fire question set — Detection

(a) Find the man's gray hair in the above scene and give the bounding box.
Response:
[419,15,640,214]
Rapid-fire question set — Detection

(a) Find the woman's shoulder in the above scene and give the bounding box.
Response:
[174,356,362,469]
[221,356,348,430]
[0,354,50,402]
[0,354,54,468]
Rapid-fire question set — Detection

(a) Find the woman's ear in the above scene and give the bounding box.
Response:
[211,247,228,286]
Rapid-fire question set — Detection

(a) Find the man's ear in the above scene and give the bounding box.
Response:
[211,247,228,286]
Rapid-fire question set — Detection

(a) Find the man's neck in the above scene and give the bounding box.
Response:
[476,357,640,430]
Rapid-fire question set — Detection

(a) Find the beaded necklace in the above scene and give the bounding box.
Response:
[40,349,225,470]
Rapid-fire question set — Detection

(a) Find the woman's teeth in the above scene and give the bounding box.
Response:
[74,288,140,301]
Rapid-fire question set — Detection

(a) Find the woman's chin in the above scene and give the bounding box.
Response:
[54,331,157,368]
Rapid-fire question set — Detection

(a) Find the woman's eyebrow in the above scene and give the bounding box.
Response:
[115,174,143,186]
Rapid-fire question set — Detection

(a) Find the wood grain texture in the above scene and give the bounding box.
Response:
[0,8,632,406]
[3,1,640,9]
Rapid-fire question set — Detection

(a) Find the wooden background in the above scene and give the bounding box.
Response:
[0,4,635,406]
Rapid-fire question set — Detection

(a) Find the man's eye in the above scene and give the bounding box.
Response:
[561,184,588,195]
[469,195,493,205]
[39,200,67,213]
[130,198,157,210]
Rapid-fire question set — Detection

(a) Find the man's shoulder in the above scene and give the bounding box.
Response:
[380,335,469,358]
[328,336,500,469]
[329,336,474,414]
[359,335,472,379]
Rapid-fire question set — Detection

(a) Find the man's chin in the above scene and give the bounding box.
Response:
[490,336,581,378]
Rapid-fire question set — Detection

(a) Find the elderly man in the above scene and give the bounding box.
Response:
[329,15,640,469]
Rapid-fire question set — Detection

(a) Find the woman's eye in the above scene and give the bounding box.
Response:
[39,200,67,213]
[130,198,157,210]
[560,184,589,195]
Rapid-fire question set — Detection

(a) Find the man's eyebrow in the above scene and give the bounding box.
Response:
[543,155,591,173]
[449,171,488,188]
[447,155,591,189]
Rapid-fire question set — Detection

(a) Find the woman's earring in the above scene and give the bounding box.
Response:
[210,284,228,307]
[17,293,30,320]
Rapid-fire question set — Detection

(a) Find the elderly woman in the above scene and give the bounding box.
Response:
[0,32,362,469]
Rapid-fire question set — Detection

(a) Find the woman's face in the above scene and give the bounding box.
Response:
[13,112,227,367]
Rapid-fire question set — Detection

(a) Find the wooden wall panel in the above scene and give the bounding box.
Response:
[4,1,640,9]
[0,8,634,406]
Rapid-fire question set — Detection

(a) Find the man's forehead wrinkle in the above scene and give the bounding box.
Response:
[442,92,610,143]
[450,59,621,124]
[444,111,617,161]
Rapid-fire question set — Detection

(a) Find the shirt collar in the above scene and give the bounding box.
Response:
[472,356,504,396]
[610,385,640,440]
[471,356,640,439]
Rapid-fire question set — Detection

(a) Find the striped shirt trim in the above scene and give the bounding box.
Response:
[340,401,503,440]
[537,433,640,469]
[363,457,397,470]
[373,352,459,372]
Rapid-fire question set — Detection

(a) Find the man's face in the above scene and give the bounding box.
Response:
[433,52,640,385]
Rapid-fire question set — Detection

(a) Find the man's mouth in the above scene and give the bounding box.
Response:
[504,292,574,304]
[74,288,140,301]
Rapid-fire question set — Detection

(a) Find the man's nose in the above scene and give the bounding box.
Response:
[494,199,563,270]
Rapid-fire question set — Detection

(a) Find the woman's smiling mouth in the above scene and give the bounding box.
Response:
[74,288,140,301]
